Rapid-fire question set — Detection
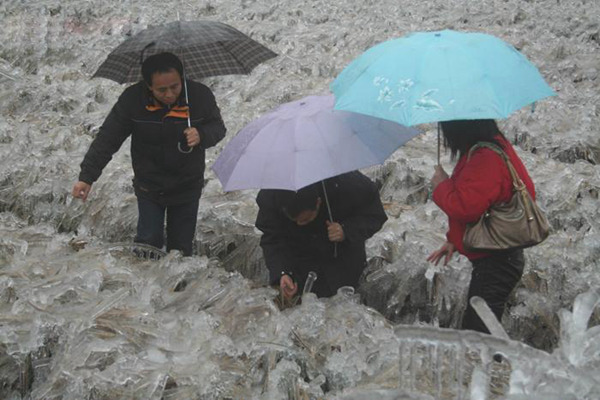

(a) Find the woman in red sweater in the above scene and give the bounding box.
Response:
[428,119,535,333]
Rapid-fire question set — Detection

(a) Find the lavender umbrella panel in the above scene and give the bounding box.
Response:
[213,95,420,191]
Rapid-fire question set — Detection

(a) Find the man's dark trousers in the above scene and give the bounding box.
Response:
[135,196,200,256]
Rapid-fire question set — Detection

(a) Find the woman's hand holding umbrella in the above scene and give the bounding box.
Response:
[431,165,449,190]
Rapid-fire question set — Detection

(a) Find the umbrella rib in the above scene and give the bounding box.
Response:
[355,128,390,164]
[261,117,289,189]
[349,126,390,169]
[335,40,396,98]
[440,42,457,122]
[311,114,341,182]
[217,40,252,74]
[293,115,306,189]
[223,125,259,190]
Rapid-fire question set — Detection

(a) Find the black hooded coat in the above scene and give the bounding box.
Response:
[255,171,387,297]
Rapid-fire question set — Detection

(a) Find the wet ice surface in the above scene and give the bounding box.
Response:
[0,0,599,398]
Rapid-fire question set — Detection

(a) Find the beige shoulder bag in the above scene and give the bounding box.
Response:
[463,142,550,252]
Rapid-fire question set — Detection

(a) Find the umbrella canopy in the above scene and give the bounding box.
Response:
[93,20,277,83]
[331,30,555,126]
[212,95,420,191]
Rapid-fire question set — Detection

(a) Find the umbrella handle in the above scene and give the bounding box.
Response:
[437,122,441,165]
[177,74,194,154]
[321,181,338,258]
[140,42,156,65]
[178,142,193,154]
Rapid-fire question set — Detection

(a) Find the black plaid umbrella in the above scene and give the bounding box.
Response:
[93,20,277,83]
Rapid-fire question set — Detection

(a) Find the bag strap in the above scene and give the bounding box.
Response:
[467,142,524,189]
[468,142,535,220]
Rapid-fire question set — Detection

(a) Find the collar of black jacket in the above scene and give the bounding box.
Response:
[144,89,189,119]
[143,82,187,110]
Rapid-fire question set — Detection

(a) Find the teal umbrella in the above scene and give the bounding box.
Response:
[331,30,555,127]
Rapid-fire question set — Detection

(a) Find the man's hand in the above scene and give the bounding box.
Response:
[326,220,345,242]
[72,181,92,201]
[431,165,449,190]
[280,274,298,300]
[427,241,456,266]
[184,127,201,147]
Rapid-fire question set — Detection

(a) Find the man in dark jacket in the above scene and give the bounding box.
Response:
[255,171,387,299]
[72,52,226,256]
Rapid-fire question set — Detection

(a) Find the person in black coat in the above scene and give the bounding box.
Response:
[72,52,226,256]
[255,171,388,299]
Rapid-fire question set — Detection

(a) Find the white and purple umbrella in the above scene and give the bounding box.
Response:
[212,94,420,192]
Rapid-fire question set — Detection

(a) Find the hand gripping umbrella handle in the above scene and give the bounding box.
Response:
[321,181,337,258]
[178,73,194,154]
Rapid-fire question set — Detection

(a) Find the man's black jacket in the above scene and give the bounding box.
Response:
[255,171,387,297]
[79,80,226,205]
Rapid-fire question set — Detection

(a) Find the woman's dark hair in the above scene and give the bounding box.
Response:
[276,184,320,220]
[440,119,505,160]
[141,52,184,86]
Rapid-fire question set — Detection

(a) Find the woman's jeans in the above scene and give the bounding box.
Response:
[134,196,200,256]
[462,249,525,333]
